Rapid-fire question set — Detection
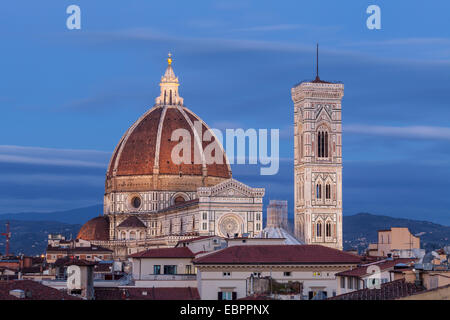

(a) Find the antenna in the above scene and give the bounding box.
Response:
[315,43,320,81]
[314,43,320,82]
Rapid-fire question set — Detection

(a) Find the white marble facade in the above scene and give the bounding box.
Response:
[105,179,264,241]
[292,80,344,250]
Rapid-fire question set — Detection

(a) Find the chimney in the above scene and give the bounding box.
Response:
[67,263,95,300]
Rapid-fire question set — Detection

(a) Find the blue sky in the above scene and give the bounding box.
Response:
[1,1,450,224]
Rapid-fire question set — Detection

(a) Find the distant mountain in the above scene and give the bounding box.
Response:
[287,213,450,253]
[343,213,450,252]
[1,209,449,256]
[0,220,81,256]
[0,205,102,225]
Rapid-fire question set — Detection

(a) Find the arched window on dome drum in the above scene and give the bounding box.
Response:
[129,231,136,240]
[132,196,141,209]
[120,231,126,240]
[316,184,322,199]
[175,196,185,205]
[317,221,322,237]
[326,222,332,237]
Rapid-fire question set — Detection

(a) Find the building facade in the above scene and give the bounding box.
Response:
[292,74,344,250]
[368,227,421,258]
[193,245,361,300]
[266,200,288,229]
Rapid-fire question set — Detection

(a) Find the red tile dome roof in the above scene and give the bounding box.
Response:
[107,106,231,179]
[76,216,110,241]
[105,56,232,194]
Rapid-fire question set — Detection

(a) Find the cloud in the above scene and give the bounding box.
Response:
[213,0,251,11]
[345,125,450,141]
[67,27,312,54]
[233,24,340,33]
[0,197,100,215]
[0,145,109,168]
[0,173,103,187]
[344,38,450,47]
[0,145,107,213]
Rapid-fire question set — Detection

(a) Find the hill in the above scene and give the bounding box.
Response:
[0,220,81,256]
[0,205,102,225]
[343,213,450,252]
[1,208,449,256]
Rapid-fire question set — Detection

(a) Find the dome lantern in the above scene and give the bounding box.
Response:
[155,53,184,106]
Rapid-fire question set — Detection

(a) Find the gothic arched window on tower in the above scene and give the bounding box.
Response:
[326,184,331,200]
[316,184,322,199]
[317,130,329,158]
[326,222,332,237]
[317,131,321,157]
[317,221,322,237]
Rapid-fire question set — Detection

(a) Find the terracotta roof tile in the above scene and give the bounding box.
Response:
[176,235,216,245]
[159,199,200,213]
[108,106,231,179]
[0,280,80,300]
[76,216,110,241]
[336,258,416,278]
[329,279,425,300]
[117,216,146,229]
[64,259,96,267]
[129,247,195,259]
[194,245,362,265]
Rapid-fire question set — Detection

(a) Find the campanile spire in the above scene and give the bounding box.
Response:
[315,43,319,81]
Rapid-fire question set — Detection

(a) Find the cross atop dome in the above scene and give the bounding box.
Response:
[156,53,184,106]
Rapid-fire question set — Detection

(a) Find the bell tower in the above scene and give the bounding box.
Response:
[292,45,344,250]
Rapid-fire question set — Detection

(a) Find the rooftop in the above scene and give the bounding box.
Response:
[0,280,80,300]
[258,227,304,245]
[336,258,416,278]
[47,245,113,253]
[329,279,425,300]
[176,235,216,246]
[117,216,146,229]
[194,245,362,265]
[129,247,195,259]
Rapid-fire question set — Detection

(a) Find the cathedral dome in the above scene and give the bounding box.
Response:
[105,55,231,193]
[77,216,110,241]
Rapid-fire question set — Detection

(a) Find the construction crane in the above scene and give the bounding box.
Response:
[1,222,11,256]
